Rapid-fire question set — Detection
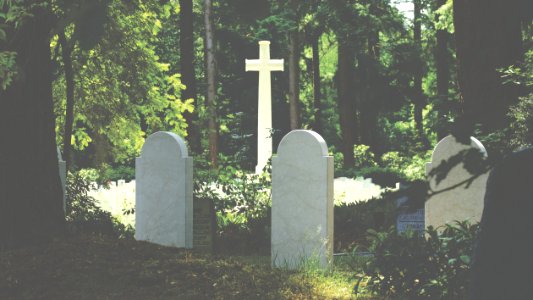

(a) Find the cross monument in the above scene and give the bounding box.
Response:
[245,40,284,173]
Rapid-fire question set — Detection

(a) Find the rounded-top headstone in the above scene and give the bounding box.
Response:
[135,131,193,248]
[277,130,328,160]
[427,135,487,189]
[425,135,489,230]
[272,130,333,270]
[140,131,188,159]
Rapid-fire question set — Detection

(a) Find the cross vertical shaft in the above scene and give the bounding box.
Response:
[245,41,284,173]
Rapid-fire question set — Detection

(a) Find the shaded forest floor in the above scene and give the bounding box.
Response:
[0,234,376,299]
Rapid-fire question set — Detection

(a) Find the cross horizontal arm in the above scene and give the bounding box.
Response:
[245,59,261,71]
[245,59,285,72]
[268,59,284,71]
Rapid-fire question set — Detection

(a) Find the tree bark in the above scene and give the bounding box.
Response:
[58,31,75,171]
[311,31,322,134]
[204,0,219,167]
[337,41,357,168]
[287,0,300,130]
[359,1,381,154]
[0,7,65,248]
[434,0,450,140]
[454,0,524,130]
[413,0,425,140]
[179,0,200,153]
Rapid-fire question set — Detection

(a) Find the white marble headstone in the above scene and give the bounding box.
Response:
[135,132,193,248]
[271,130,334,269]
[425,135,489,230]
[57,147,67,212]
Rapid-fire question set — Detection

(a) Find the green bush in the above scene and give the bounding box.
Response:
[66,172,134,239]
[334,191,398,252]
[357,221,479,299]
[194,158,272,254]
[77,165,135,185]
[100,164,135,182]
[381,150,432,181]
[353,144,378,168]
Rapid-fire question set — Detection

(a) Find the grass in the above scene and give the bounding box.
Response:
[0,233,381,299]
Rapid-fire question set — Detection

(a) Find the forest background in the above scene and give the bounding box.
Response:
[0,0,531,247]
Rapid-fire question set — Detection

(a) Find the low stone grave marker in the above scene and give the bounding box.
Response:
[193,198,215,253]
[271,130,333,270]
[135,131,193,248]
[396,198,425,235]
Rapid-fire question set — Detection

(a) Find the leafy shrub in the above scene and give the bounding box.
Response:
[77,168,100,183]
[381,150,432,181]
[100,165,135,182]
[215,210,271,255]
[66,172,134,239]
[335,148,430,187]
[194,158,272,254]
[508,48,533,149]
[354,144,378,168]
[77,165,135,185]
[357,221,479,299]
[334,191,398,252]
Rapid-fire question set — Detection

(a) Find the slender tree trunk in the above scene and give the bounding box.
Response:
[58,31,75,171]
[204,0,219,167]
[311,31,322,134]
[454,0,524,130]
[337,41,357,168]
[0,7,65,248]
[179,0,200,153]
[359,1,381,154]
[435,0,450,140]
[413,0,425,139]
[287,0,300,130]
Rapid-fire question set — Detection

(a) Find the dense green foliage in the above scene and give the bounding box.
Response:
[66,172,133,238]
[357,222,479,299]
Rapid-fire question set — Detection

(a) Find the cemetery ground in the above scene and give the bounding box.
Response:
[0,232,379,299]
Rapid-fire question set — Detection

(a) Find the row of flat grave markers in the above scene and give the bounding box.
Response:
[134,130,333,269]
[396,135,490,235]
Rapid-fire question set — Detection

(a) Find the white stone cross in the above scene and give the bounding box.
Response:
[246,40,284,173]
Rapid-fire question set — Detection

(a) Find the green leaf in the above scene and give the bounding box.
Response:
[459,255,471,264]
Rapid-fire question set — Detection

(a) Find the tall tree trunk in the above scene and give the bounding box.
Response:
[287,0,300,130]
[337,41,357,168]
[58,31,75,171]
[179,0,200,153]
[0,7,65,248]
[413,0,425,140]
[359,1,381,154]
[311,31,322,134]
[454,0,524,130]
[434,0,450,140]
[204,0,219,167]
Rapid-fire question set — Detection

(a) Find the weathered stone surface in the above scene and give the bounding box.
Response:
[193,198,215,253]
[425,135,488,230]
[57,147,66,212]
[135,132,193,248]
[271,130,334,269]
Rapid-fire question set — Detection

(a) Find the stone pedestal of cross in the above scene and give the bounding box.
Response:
[245,41,284,174]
